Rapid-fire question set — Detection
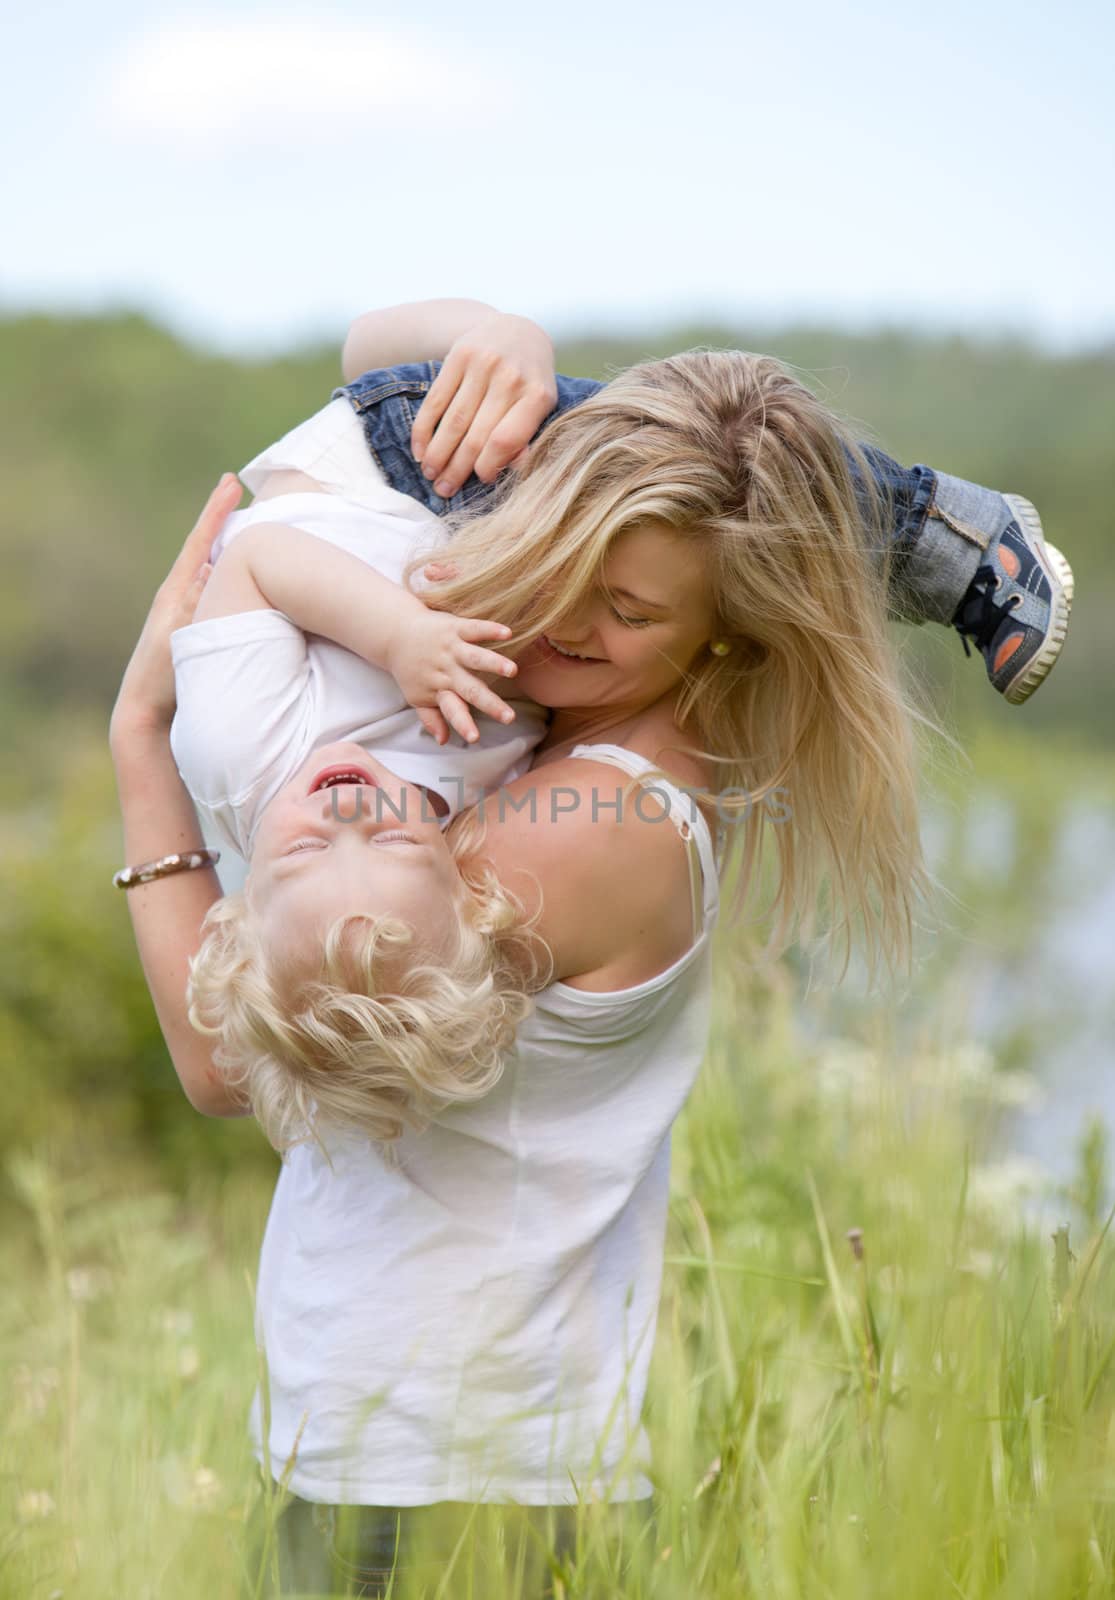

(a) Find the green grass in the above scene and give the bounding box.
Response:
[2,722,1113,1595]
[3,953,1114,1598]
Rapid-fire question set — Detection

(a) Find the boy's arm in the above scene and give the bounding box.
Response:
[195,522,519,744]
[192,520,424,668]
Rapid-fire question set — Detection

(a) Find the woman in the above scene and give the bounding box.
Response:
[112,336,932,1595]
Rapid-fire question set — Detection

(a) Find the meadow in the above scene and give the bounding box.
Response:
[5,896,1115,1597]
[2,313,1113,1595]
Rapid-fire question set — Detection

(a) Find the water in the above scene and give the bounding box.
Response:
[926,793,1114,1224]
[992,800,1115,1211]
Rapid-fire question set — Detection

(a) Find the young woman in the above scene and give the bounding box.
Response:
[111,318,1041,1595]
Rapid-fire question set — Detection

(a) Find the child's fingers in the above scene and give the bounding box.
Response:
[450,672,516,726]
[457,643,517,679]
[456,617,513,643]
[416,706,451,745]
[423,560,460,583]
[437,690,480,745]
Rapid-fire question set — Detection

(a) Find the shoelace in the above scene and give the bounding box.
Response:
[954,563,1020,660]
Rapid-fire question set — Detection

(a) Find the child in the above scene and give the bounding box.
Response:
[169,401,551,1152]
[340,299,1075,708]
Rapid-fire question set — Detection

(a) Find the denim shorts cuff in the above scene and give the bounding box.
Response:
[930,471,1015,551]
[905,470,1011,623]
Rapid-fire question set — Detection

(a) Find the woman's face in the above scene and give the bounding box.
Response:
[246,742,463,978]
[510,523,718,715]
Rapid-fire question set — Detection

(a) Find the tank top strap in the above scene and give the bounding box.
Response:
[567,742,720,937]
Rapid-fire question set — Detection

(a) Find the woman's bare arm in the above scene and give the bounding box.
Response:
[109,476,253,1119]
[110,715,250,1119]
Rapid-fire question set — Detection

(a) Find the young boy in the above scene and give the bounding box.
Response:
[337,299,1074,707]
[169,404,548,1154]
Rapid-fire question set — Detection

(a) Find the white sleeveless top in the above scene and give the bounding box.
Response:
[248,744,721,1506]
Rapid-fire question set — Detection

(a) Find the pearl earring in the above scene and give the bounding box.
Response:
[709,639,731,657]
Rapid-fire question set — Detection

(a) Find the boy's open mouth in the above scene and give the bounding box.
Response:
[308,764,379,795]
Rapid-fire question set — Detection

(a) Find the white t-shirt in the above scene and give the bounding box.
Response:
[249,745,722,1506]
[169,404,548,859]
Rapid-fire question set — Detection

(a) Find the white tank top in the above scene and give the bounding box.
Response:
[249,744,721,1506]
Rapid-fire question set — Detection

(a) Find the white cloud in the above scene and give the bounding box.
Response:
[101,17,508,149]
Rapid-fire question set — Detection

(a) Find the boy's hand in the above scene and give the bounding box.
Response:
[411,312,556,499]
[111,474,242,742]
[385,610,519,746]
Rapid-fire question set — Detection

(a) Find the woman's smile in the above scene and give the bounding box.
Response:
[536,634,608,665]
[509,524,718,713]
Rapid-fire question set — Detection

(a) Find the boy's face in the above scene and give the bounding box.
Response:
[510,523,719,715]
[246,742,464,976]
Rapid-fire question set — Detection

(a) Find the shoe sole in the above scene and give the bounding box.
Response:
[1000,494,1075,705]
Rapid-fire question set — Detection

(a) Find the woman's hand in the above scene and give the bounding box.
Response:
[110,474,242,743]
[384,608,518,746]
[411,312,557,499]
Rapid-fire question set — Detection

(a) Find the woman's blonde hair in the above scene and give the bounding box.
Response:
[406,349,938,986]
[187,823,549,1156]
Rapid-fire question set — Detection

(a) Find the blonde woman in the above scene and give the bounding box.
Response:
[113,333,998,1595]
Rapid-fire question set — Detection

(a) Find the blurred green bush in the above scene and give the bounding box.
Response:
[0,725,276,1208]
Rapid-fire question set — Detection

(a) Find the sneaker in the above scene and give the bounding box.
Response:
[952,494,1074,704]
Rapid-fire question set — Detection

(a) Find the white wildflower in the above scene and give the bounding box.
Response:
[968,1157,1051,1224]
[66,1265,111,1303]
[189,1467,220,1510]
[159,1308,194,1337]
[814,1039,881,1107]
[13,1365,60,1417]
[958,1248,996,1279]
[18,1490,56,1521]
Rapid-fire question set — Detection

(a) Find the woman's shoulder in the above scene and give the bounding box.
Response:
[593,715,718,833]
[479,753,700,988]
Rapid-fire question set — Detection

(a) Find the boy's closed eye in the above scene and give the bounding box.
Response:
[283,834,422,855]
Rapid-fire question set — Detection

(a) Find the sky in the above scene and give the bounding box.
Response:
[4,0,1114,354]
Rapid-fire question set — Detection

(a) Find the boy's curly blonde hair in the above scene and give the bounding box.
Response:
[187,813,548,1156]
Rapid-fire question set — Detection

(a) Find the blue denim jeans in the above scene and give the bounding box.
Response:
[335,362,1010,627]
[242,1487,648,1597]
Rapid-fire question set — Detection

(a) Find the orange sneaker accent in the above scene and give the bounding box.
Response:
[993,632,1024,674]
[999,544,1021,579]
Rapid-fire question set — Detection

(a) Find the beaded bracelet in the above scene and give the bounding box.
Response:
[113,848,220,890]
